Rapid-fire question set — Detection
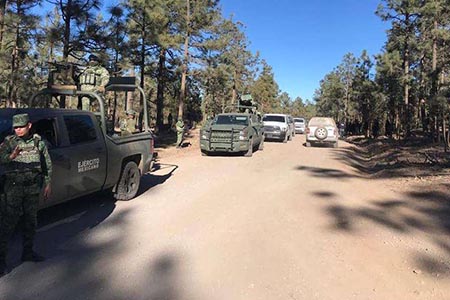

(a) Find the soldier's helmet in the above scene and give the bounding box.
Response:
[12,113,30,127]
[88,54,100,62]
[126,109,136,116]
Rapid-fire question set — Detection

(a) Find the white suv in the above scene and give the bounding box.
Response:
[294,117,306,134]
[262,113,294,143]
[306,117,339,147]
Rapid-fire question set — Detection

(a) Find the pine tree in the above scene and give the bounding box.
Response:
[47,0,101,60]
[251,60,279,113]
[1,0,40,107]
[376,0,421,136]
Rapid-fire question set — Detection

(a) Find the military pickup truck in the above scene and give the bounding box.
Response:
[200,112,264,157]
[0,79,154,208]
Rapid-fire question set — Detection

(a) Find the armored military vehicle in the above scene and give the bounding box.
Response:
[200,95,264,157]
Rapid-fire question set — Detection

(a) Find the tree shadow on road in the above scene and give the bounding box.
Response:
[314,186,450,277]
[295,165,356,180]
[0,163,182,300]
[1,195,192,300]
[3,192,117,273]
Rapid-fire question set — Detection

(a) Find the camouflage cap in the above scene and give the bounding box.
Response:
[126,109,136,116]
[12,113,30,127]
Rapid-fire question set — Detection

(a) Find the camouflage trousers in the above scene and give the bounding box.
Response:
[176,131,183,146]
[0,180,40,261]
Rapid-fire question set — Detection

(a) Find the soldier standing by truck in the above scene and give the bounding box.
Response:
[78,54,110,111]
[0,113,52,276]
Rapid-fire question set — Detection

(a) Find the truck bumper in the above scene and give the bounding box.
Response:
[200,139,250,153]
[264,131,286,141]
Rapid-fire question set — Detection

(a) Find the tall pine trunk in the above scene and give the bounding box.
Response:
[178,0,190,121]
[156,47,166,131]
[0,0,6,50]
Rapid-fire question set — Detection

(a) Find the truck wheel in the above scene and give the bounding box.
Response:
[114,161,140,201]
[306,142,311,147]
[201,150,209,156]
[258,135,265,150]
[244,138,253,157]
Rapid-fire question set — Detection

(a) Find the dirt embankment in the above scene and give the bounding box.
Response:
[344,136,450,176]
[343,135,450,193]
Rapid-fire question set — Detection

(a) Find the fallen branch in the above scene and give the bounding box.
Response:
[420,152,439,165]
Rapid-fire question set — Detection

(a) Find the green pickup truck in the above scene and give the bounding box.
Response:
[200,113,265,157]
[0,80,154,208]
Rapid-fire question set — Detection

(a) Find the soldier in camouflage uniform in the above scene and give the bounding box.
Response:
[78,54,110,111]
[0,114,52,276]
[119,110,137,136]
[176,119,185,148]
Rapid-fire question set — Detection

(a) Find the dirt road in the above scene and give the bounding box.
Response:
[1,134,450,299]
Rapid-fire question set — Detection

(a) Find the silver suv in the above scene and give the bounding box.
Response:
[306,117,339,147]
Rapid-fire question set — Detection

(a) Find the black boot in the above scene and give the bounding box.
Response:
[21,250,45,262]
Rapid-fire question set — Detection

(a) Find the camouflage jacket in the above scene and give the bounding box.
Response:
[176,120,184,133]
[79,65,110,90]
[0,134,52,186]
[119,118,137,134]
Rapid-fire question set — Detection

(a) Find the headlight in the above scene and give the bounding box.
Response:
[239,130,248,140]
[281,127,287,132]
[201,131,210,139]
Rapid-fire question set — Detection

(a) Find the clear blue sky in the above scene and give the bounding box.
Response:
[220,0,389,102]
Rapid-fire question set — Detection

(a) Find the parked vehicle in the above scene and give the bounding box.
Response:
[305,117,339,148]
[262,113,294,143]
[200,113,264,157]
[0,79,154,208]
[294,117,306,134]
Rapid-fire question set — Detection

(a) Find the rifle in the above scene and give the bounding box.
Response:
[46,61,85,88]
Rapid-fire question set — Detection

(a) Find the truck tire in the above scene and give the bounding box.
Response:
[201,150,208,156]
[114,161,140,201]
[244,138,253,157]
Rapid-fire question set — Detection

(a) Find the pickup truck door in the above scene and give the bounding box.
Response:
[62,114,107,199]
[31,117,69,207]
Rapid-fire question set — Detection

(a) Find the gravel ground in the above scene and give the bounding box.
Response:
[1,132,450,300]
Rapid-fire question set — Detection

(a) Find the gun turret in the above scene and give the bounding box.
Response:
[46,61,84,89]
[223,94,259,114]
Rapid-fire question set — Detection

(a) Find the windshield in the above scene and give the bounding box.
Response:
[308,117,335,127]
[263,115,286,123]
[294,118,304,123]
[0,118,12,144]
[214,115,249,126]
